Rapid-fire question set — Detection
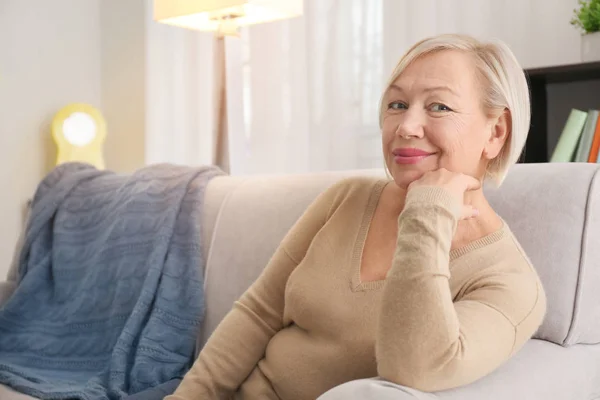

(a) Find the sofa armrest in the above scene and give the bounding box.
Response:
[0,281,16,308]
[318,379,432,400]
[318,339,600,400]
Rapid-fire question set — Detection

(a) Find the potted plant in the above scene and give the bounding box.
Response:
[571,0,600,62]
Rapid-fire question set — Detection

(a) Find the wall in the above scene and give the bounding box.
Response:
[101,0,146,173]
[0,0,102,279]
[381,0,582,76]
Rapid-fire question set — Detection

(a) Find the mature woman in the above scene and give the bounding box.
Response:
[166,33,546,400]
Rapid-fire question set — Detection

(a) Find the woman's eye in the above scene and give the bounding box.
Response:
[388,102,407,110]
[430,103,452,112]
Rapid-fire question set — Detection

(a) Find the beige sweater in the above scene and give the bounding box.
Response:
[166,177,546,400]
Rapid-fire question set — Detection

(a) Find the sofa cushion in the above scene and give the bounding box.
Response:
[484,163,600,346]
[317,339,600,400]
[0,384,38,400]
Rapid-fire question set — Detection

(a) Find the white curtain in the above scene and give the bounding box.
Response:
[144,3,216,168]
[230,0,385,175]
[144,0,386,175]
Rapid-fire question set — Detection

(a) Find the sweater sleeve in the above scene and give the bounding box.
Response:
[165,180,345,400]
[376,186,546,392]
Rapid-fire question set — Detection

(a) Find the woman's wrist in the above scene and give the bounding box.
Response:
[403,185,463,220]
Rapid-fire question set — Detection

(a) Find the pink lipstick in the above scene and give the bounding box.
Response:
[392,148,434,165]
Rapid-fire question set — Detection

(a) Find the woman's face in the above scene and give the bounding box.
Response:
[381,50,506,189]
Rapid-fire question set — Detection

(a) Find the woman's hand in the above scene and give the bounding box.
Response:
[407,168,481,220]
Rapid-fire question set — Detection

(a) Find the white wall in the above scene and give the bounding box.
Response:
[382,0,582,75]
[0,0,102,279]
[101,0,147,173]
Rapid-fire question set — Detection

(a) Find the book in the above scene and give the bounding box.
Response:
[589,113,600,162]
[550,109,588,162]
[575,110,599,162]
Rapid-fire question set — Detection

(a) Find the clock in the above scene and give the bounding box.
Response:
[51,103,106,169]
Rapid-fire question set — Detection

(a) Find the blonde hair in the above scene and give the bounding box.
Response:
[380,33,530,187]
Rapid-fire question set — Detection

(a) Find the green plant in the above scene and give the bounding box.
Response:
[571,0,600,34]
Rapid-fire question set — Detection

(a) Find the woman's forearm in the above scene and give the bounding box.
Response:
[377,187,459,384]
[375,186,517,391]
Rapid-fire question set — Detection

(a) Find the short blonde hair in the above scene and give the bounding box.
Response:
[380,33,530,187]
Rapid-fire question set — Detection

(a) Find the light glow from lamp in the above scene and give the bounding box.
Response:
[154,0,303,34]
[52,103,106,169]
[63,112,97,147]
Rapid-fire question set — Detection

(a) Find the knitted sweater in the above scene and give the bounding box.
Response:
[166,177,547,400]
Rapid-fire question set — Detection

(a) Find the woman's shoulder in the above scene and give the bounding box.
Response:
[452,220,545,291]
[454,223,547,325]
[323,175,388,202]
[325,175,388,193]
[490,222,539,276]
[452,220,532,271]
[321,175,388,212]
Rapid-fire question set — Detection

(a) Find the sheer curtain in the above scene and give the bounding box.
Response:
[229,0,385,175]
[145,0,386,175]
[145,4,216,168]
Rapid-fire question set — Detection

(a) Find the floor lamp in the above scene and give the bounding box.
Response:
[153,0,303,174]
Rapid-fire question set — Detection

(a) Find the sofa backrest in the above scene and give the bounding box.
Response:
[484,163,600,346]
[200,163,600,348]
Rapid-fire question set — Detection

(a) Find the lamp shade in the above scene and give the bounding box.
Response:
[154,0,303,33]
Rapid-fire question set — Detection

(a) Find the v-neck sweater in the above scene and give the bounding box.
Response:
[167,176,547,400]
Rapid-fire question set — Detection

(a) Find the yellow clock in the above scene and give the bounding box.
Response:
[51,103,106,169]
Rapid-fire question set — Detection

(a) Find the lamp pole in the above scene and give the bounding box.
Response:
[213,31,230,174]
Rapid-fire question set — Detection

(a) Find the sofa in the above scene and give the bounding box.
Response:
[0,162,599,399]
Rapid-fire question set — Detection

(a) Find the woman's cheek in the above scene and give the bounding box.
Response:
[381,116,397,135]
[381,119,399,149]
[429,117,467,152]
[424,119,449,148]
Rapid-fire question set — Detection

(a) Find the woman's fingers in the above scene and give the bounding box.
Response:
[461,205,479,220]
[461,174,482,192]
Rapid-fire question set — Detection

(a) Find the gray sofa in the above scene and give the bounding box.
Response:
[0,163,599,399]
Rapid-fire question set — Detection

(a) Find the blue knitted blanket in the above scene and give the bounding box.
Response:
[0,162,223,399]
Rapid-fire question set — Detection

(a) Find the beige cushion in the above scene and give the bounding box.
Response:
[318,339,600,400]
[0,384,38,400]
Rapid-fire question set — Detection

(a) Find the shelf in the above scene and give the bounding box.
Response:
[521,61,600,164]
[525,61,600,84]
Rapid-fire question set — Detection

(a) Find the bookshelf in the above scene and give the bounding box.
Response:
[522,61,600,163]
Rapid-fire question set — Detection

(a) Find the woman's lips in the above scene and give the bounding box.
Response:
[394,154,432,164]
[392,148,435,165]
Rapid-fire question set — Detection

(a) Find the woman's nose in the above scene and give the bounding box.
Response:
[395,110,425,139]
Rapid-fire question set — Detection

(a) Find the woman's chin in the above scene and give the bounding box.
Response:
[389,167,429,189]
[387,156,439,189]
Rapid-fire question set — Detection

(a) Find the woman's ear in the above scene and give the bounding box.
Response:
[483,109,510,160]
